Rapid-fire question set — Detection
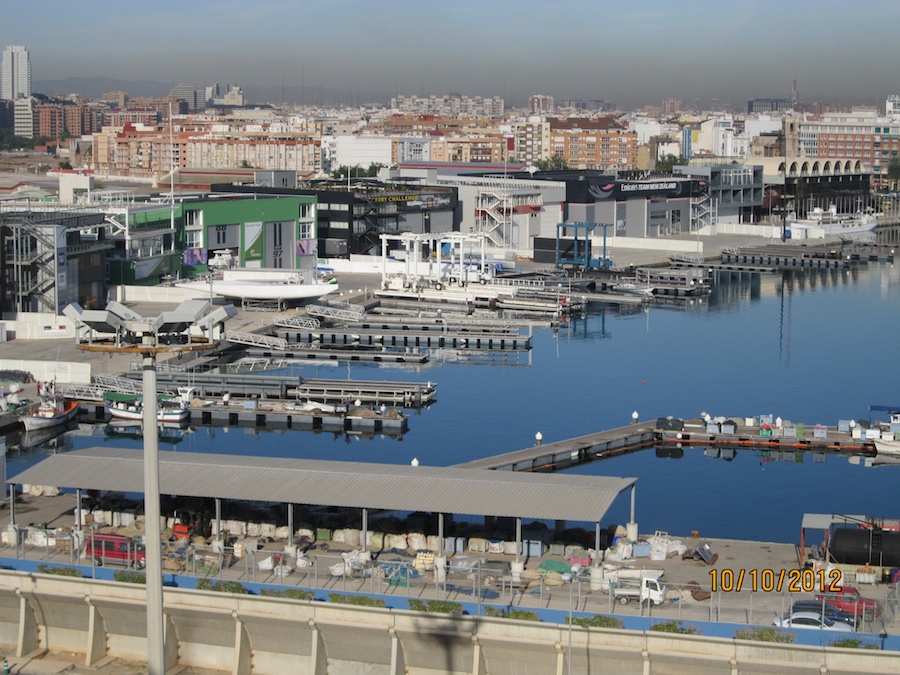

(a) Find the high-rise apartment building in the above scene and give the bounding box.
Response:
[529,94,554,115]
[1,45,32,100]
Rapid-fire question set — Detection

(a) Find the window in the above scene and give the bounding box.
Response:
[298,221,314,239]
[185,230,203,249]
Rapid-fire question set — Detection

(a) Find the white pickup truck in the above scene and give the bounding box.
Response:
[611,571,667,605]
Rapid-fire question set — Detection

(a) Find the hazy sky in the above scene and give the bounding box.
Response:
[3,0,898,109]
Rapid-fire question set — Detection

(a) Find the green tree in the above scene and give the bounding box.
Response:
[533,155,571,171]
[58,160,73,170]
[886,157,900,188]
[654,154,687,172]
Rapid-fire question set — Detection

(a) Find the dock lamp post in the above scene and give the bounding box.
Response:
[64,299,234,675]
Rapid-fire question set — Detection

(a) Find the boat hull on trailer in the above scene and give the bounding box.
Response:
[174,279,338,301]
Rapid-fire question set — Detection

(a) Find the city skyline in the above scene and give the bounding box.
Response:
[3,0,899,109]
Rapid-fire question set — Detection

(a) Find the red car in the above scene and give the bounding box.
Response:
[815,585,882,621]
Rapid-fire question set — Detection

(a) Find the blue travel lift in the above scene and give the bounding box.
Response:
[555,222,614,270]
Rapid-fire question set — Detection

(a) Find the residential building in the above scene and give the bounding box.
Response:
[13,97,35,138]
[662,98,681,116]
[390,94,504,118]
[529,95,554,115]
[1,45,31,100]
[548,118,638,171]
[35,101,96,140]
[511,117,550,166]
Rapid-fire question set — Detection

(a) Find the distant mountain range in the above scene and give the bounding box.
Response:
[32,77,387,106]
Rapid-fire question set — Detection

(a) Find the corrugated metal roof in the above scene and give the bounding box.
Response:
[9,447,636,523]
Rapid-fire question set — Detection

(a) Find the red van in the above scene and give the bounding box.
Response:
[84,532,146,569]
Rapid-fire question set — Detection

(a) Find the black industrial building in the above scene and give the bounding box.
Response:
[211,180,460,259]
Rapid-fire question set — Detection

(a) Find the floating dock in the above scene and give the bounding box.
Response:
[75,403,409,436]
[456,418,877,472]
[119,372,437,408]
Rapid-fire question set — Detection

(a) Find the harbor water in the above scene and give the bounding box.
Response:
[7,263,900,544]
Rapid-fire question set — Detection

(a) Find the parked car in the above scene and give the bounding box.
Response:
[815,585,882,622]
[83,532,146,569]
[790,601,857,628]
[773,611,854,632]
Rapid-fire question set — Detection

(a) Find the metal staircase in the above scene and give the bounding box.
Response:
[225,331,288,351]
[306,302,366,322]
[274,315,321,329]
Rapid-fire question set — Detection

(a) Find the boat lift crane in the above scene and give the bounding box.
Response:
[555,222,614,270]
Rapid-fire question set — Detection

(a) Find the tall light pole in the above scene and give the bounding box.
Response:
[65,300,232,674]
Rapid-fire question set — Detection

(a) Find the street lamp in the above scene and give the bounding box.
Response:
[64,299,234,675]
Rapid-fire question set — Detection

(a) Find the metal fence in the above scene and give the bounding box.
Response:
[3,529,897,635]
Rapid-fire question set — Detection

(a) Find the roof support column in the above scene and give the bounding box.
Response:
[288,503,294,548]
[594,522,601,565]
[361,508,368,553]
[630,484,636,524]
[515,517,522,564]
[8,483,16,528]
[215,498,222,547]
[76,488,83,533]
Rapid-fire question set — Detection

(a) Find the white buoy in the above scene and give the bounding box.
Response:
[411,458,419,467]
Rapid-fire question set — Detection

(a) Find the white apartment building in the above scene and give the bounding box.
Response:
[322,135,393,173]
[1,45,31,100]
[13,97,34,138]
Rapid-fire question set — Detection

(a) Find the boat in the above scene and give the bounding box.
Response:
[874,438,900,456]
[104,391,190,424]
[173,276,338,301]
[611,282,655,297]
[19,397,79,432]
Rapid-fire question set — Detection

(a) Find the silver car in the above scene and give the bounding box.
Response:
[773,611,854,632]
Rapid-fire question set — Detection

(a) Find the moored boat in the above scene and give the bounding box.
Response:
[104,392,190,424]
[19,397,79,432]
[874,438,900,456]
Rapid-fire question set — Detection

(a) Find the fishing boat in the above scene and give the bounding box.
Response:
[19,397,79,432]
[104,391,190,424]
[874,438,900,456]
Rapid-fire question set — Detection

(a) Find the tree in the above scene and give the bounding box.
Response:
[533,155,571,171]
[654,154,687,173]
[887,157,900,188]
[57,160,72,170]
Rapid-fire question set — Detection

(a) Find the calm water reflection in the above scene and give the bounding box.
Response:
[6,263,900,543]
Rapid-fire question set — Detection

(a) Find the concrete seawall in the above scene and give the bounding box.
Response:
[0,570,895,673]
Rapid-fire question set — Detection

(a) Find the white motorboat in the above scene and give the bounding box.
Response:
[19,397,79,432]
[611,282,655,297]
[174,277,338,301]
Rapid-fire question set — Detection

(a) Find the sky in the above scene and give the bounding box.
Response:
[3,0,899,109]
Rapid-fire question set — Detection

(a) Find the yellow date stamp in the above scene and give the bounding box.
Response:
[709,568,842,593]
